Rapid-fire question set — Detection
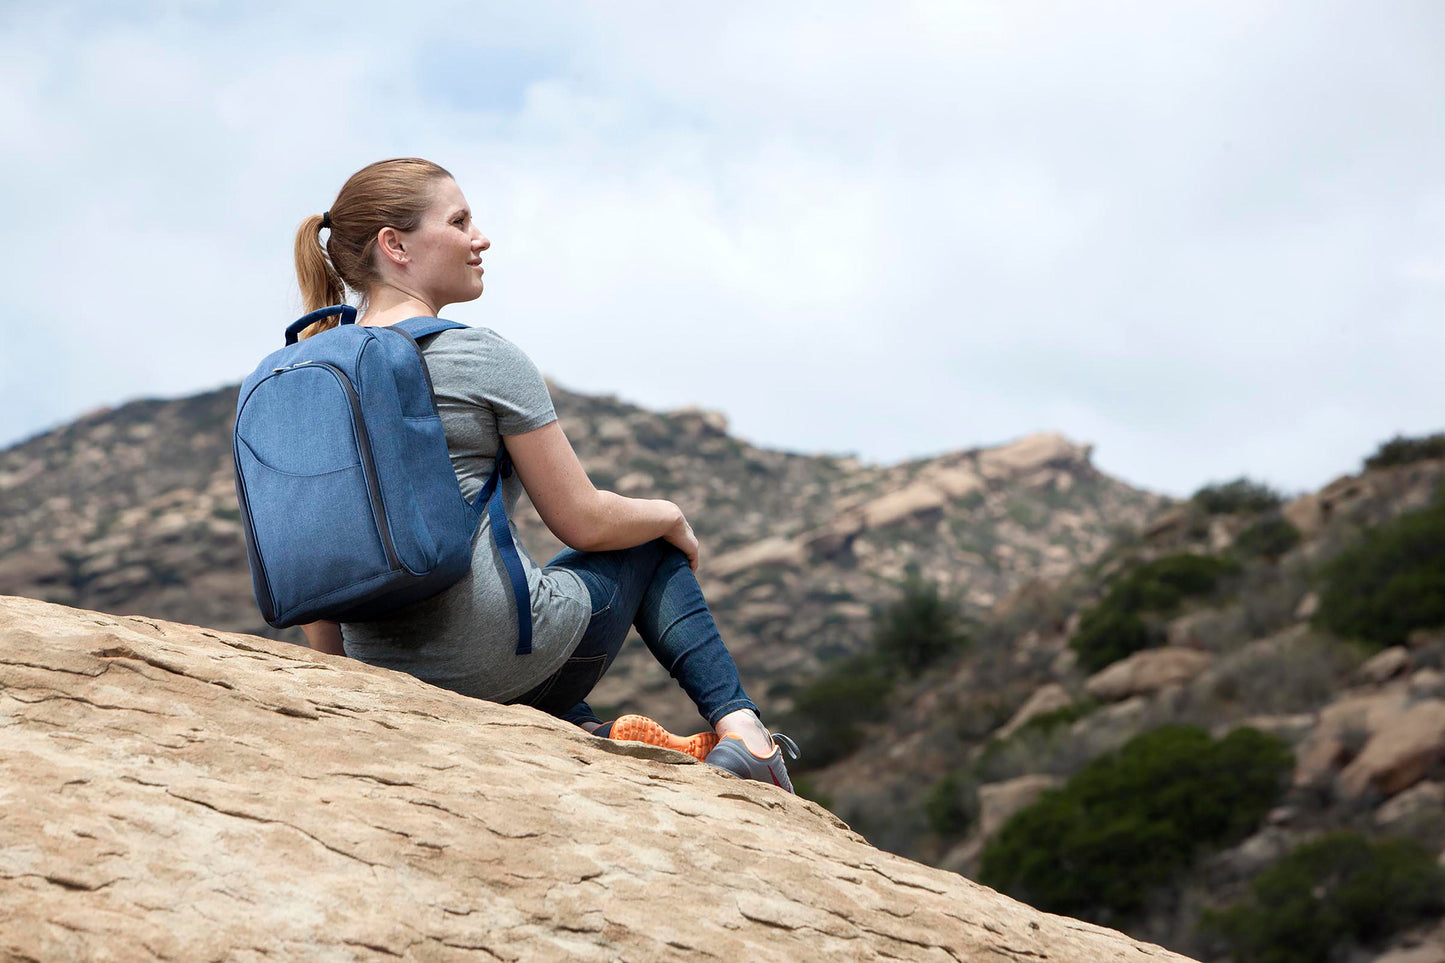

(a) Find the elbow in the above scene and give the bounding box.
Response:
[560,490,608,552]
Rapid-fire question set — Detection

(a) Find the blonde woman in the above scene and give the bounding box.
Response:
[292,158,797,790]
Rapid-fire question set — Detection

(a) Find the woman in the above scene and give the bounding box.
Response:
[291,158,796,791]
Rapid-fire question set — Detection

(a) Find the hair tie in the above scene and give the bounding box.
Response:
[320,211,332,230]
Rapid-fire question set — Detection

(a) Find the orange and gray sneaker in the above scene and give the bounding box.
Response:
[598,714,720,763]
[704,731,801,793]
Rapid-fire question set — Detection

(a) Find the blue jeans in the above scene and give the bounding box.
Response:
[509,538,759,729]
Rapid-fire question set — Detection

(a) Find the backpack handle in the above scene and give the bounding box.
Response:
[285,304,358,345]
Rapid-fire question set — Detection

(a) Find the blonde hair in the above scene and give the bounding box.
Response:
[292,157,454,341]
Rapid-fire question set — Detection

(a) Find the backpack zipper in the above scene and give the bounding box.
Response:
[308,361,404,574]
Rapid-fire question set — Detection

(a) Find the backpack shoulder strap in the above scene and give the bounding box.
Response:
[391,317,469,341]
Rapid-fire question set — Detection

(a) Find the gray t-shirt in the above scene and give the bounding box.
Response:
[339,326,591,702]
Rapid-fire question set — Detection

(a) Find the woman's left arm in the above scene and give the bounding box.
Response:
[301,620,346,656]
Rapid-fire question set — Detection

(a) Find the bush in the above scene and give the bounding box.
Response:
[1314,494,1445,649]
[1200,832,1445,963]
[872,566,971,674]
[1365,432,1445,471]
[924,769,978,837]
[978,725,1292,924]
[786,653,894,770]
[1193,477,1285,515]
[1071,554,1239,672]
[1234,515,1302,560]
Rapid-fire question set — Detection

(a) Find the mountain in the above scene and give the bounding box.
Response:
[0,381,1164,728]
[800,449,1445,961]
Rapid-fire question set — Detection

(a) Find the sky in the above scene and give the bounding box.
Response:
[2,1,1443,498]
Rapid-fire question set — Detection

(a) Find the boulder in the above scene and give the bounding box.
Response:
[1084,648,1213,702]
[1356,646,1412,685]
[1293,690,1413,788]
[0,595,1197,962]
[977,433,1091,480]
[978,775,1065,840]
[1375,780,1445,827]
[709,537,807,579]
[1338,699,1445,798]
[996,684,1074,740]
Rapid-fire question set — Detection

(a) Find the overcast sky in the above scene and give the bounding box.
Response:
[3,1,1442,498]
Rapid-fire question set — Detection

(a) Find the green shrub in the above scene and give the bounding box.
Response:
[924,769,978,837]
[1314,494,1445,649]
[1071,554,1238,672]
[1234,515,1302,560]
[979,725,1291,924]
[786,654,893,771]
[1193,477,1285,515]
[872,566,971,674]
[1200,832,1445,963]
[1365,432,1445,471]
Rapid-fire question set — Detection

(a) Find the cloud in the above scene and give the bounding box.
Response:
[3,0,1443,498]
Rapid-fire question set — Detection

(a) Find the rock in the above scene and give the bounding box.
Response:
[860,482,948,529]
[1372,943,1445,963]
[1084,648,1213,702]
[1266,806,1298,826]
[1338,700,1445,798]
[1051,647,1079,677]
[1293,690,1412,788]
[1294,591,1320,620]
[978,775,1065,839]
[709,537,807,580]
[1282,492,1324,539]
[1357,646,1413,685]
[1411,668,1445,698]
[977,433,1092,480]
[0,595,1198,962]
[997,684,1074,740]
[1375,780,1445,827]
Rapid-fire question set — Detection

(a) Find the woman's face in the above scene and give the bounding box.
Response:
[389,176,490,311]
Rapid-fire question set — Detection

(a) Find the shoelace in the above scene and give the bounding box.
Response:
[769,731,801,761]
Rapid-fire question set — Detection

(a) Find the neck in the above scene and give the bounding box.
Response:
[357,285,440,326]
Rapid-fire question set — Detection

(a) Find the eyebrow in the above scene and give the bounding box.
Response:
[451,208,470,219]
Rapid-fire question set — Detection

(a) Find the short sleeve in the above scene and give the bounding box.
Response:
[481,334,558,435]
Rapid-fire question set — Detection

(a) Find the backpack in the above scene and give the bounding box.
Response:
[231,304,532,654]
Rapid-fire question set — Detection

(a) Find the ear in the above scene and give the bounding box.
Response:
[376,226,408,267]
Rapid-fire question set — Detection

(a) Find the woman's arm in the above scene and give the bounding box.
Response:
[301,620,346,655]
[505,419,696,566]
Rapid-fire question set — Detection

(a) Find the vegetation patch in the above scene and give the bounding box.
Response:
[1192,477,1285,515]
[1071,553,1239,672]
[1313,492,1445,649]
[978,725,1292,925]
[1233,514,1301,560]
[1200,832,1445,963]
[923,768,979,837]
[1365,432,1445,471]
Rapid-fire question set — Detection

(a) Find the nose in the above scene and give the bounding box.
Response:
[473,229,490,252]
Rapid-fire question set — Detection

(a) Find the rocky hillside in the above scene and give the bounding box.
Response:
[0,594,1198,962]
[0,381,1164,727]
[802,448,1445,962]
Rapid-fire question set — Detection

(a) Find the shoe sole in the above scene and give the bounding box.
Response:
[609,714,719,762]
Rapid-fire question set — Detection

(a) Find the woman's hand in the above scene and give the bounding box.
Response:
[664,506,700,573]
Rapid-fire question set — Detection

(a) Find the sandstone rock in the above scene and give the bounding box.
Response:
[1294,690,1412,788]
[709,537,807,580]
[1372,942,1445,963]
[1294,591,1320,620]
[978,775,1065,839]
[1411,669,1445,699]
[997,683,1074,740]
[1282,492,1323,538]
[1084,648,1213,702]
[977,433,1091,480]
[1357,646,1413,685]
[860,482,948,529]
[0,595,1197,962]
[1375,780,1445,827]
[1338,699,1445,798]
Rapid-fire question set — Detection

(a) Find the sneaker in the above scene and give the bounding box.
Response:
[704,731,801,793]
[600,714,720,763]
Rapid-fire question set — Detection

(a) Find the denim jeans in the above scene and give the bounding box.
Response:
[509,538,759,729]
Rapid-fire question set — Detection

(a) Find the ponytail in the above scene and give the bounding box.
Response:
[292,158,454,341]
[292,213,349,341]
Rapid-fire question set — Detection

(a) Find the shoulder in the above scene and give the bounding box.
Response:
[424,326,529,359]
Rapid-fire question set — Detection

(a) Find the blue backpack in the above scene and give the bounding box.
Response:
[231,304,532,654]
